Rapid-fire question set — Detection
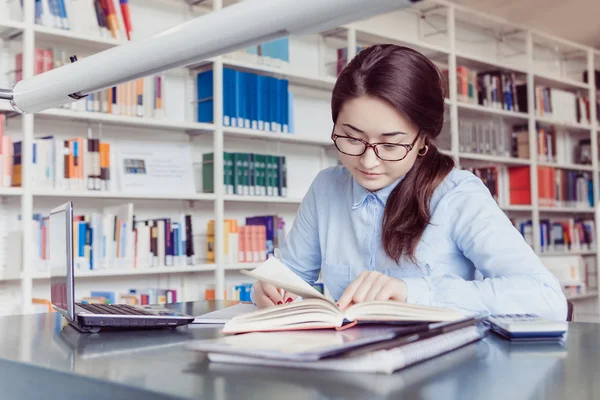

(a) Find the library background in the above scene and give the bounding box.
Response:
[0,0,598,321]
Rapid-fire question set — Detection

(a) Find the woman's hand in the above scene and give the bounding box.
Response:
[337,271,407,310]
[252,281,298,309]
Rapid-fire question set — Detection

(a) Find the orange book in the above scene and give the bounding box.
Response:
[244,225,252,263]
[258,225,267,262]
[508,166,531,205]
[238,226,246,262]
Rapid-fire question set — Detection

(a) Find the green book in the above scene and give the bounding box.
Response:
[224,152,234,195]
[265,155,273,196]
[257,154,266,196]
[248,153,256,196]
[278,156,287,197]
[202,152,214,193]
[233,152,243,195]
[242,153,250,195]
[272,155,279,197]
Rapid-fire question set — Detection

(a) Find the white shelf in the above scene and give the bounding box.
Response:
[223,195,303,204]
[502,205,534,212]
[536,161,595,171]
[33,24,123,50]
[353,27,449,58]
[534,73,590,91]
[539,250,597,256]
[222,126,331,146]
[567,291,599,301]
[192,57,337,90]
[535,115,592,131]
[0,19,25,36]
[456,102,529,120]
[32,189,215,202]
[29,263,253,279]
[539,206,595,213]
[459,153,531,165]
[0,187,24,196]
[30,264,218,279]
[455,50,528,74]
[39,108,215,132]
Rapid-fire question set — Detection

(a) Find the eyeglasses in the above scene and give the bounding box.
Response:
[331,129,421,161]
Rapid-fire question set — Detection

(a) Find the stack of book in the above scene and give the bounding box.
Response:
[32,203,196,273]
[206,215,285,264]
[197,68,294,134]
[202,152,287,197]
[534,86,590,124]
[81,288,178,306]
[33,0,134,41]
[445,66,524,112]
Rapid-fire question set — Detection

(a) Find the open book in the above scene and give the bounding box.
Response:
[223,257,465,334]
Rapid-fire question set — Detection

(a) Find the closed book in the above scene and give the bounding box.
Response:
[204,323,485,374]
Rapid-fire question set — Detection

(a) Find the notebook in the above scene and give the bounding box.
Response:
[205,323,488,374]
[225,257,465,334]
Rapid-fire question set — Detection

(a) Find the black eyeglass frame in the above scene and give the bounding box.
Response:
[330,128,422,161]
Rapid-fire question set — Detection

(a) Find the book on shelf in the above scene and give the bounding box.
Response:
[534,86,590,125]
[31,203,196,274]
[206,215,285,264]
[80,287,178,306]
[507,166,531,206]
[535,125,592,165]
[221,257,465,334]
[444,66,523,112]
[197,67,294,134]
[458,119,538,162]
[202,152,287,197]
[514,218,595,253]
[537,167,593,208]
[0,115,13,188]
[242,37,290,68]
[540,254,594,299]
[31,0,134,41]
[205,283,253,302]
[506,166,594,208]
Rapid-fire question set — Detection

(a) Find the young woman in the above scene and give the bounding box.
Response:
[252,44,567,320]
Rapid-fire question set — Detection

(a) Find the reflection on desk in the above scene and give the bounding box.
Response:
[0,301,597,400]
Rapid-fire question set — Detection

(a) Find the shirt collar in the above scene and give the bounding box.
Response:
[352,174,404,209]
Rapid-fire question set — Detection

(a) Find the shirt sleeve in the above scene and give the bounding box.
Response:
[277,176,322,286]
[403,176,568,321]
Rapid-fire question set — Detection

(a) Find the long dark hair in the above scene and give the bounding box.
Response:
[331,44,454,263]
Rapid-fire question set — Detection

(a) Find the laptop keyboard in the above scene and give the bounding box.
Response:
[77,303,156,316]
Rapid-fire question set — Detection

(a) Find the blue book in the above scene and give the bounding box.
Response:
[288,91,294,134]
[197,70,213,123]
[240,71,251,129]
[279,79,289,133]
[267,76,278,132]
[261,38,289,62]
[233,70,243,127]
[248,73,258,130]
[256,75,267,130]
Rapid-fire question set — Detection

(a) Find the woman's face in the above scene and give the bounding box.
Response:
[333,95,424,192]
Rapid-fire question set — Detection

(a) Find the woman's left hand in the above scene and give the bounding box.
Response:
[337,271,408,310]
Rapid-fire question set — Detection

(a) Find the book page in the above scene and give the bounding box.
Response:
[193,303,259,324]
[240,257,332,304]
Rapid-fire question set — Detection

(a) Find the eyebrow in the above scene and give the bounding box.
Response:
[342,123,408,137]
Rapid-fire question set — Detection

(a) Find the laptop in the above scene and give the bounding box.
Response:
[49,201,195,332]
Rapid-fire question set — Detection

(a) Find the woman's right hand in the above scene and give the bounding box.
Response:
[253,281,298,309]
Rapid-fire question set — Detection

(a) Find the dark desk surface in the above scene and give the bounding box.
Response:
[0,301,598,400]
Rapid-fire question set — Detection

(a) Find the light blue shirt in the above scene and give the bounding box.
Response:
[278,166,568,320]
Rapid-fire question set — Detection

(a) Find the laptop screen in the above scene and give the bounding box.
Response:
[49,202,75,322]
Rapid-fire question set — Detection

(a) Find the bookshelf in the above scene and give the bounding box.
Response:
[0,0,599,314]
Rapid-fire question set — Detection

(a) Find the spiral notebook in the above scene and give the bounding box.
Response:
[204,323,488,374]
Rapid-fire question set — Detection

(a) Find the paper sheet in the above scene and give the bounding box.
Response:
[194,303,259,324]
